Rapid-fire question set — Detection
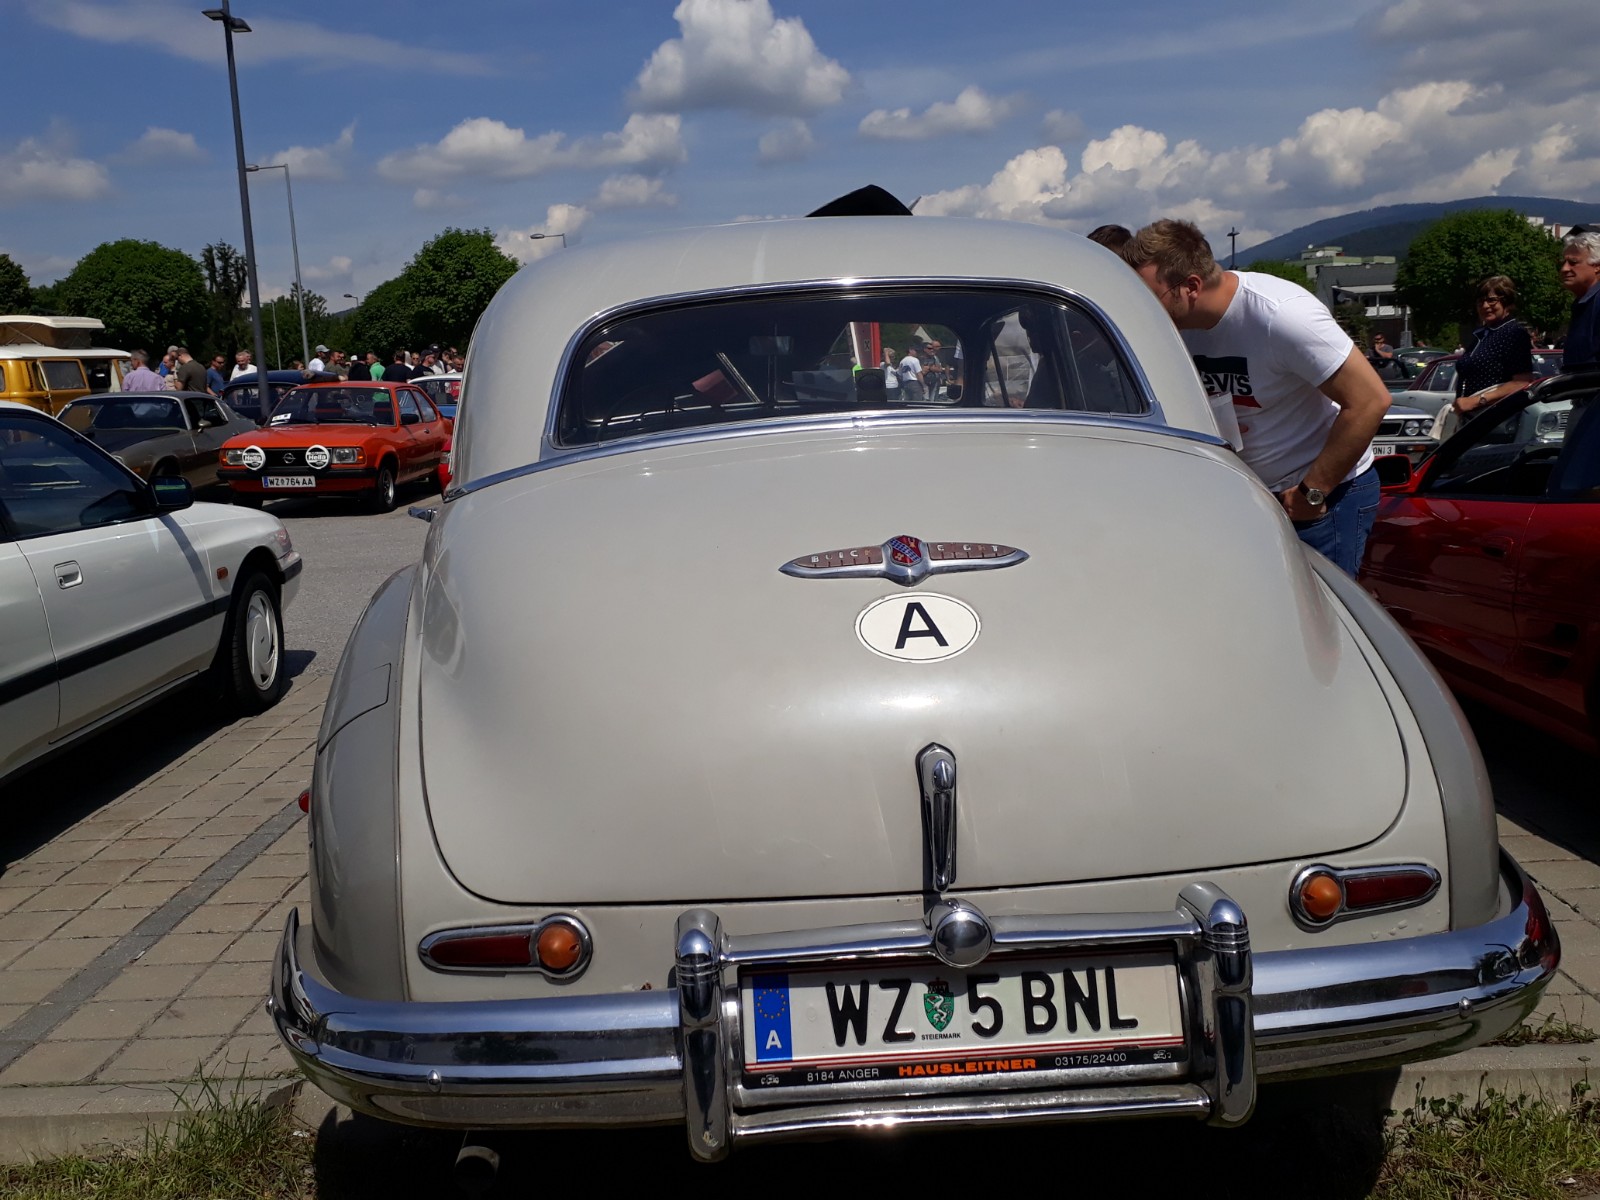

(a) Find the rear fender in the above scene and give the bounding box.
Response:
[309,565,416,1001]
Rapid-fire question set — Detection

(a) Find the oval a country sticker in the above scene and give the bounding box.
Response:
[855,593,980,663]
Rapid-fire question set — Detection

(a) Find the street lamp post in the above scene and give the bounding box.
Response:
[527,232,567,249]
[247,162,309,367]
[203,0,273,416]
[1227,227,1240,270]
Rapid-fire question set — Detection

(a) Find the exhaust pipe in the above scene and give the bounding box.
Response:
[454,1134,500,1198]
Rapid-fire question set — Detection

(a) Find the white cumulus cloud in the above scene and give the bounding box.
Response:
[496,205,592,263]
[0,127,109,206]
[631,0,849,116]
[594,174,677,209]
[917,147,1071,222]
[859,87,1021,141]
[378,115,685,181]
[261,124,356,182]
[757,119,815,164]
[1041,109,1085,145]
[302,255,354,287]
[912,56,1600,250]
[120,127,202,162]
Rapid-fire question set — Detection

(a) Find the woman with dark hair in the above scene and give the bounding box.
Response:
[1452,275,1536,415]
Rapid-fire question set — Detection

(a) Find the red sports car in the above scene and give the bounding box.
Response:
[1362,369,1600,753]
[218,382,451,512]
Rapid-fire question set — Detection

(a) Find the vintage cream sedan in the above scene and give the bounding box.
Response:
[272,197,1558,1160]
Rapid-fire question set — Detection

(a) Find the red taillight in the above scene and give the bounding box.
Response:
[297,788,311,813]
[1290,863,1440,928]
[1343,869,1437,910]
[421,916,590,977]
[1525,875,1560,971]
[426,932,534,969]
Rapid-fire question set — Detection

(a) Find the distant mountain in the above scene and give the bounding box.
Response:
[1240,196,1598,265]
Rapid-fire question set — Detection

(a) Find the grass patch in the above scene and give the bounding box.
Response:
[1374,1088,1600,1199]
[1490,1013,1598,1047]
[0,1073,312,1200]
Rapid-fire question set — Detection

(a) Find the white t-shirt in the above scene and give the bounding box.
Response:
[883,361,900,390]
[308,356,326,373]
[230,363,254,380]
[1181,272,1369,493]
[898,355,922,384]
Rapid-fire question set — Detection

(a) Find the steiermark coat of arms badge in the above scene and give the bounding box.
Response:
[923,979,955,1032]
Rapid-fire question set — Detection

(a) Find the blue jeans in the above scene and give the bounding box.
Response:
[1291,467,1380,576]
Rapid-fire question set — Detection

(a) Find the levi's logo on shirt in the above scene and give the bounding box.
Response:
[1193,354,1260,408]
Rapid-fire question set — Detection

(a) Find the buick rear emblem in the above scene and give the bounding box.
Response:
[888,535,924,568]
[781,535,1027,586]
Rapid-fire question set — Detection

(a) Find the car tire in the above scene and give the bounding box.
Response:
[152,458,180,479]
[368,462,397,513]
[217,571,286,713]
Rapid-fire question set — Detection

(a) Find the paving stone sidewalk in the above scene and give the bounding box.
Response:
[0,675,1595,1161]
[0,676,327,1156]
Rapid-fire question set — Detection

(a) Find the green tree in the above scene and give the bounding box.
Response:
[0,252,32,312]
[402,227,518,348]
[259,296,302,367]
[52,240,207,350]
[28,282,62,315]
[349,276,413,360]
[1396,210,1565,343]
[201,242,250,359]
[1244,259,1313,291]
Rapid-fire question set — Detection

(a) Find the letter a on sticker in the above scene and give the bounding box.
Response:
[895,602,949,650]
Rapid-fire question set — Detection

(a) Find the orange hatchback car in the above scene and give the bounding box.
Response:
[218,382,451,511]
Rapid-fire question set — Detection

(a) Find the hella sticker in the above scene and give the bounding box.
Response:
[856,593,980,663]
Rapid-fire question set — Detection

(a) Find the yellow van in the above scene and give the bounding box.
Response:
[0,315,128,414]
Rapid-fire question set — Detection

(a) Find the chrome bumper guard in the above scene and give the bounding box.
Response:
[270,853,1556,1159]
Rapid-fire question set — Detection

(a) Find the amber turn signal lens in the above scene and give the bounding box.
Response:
[1298,872,1343,922]
[535,921,584,973]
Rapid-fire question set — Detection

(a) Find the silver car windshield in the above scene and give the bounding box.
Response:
[556,288,1148,446]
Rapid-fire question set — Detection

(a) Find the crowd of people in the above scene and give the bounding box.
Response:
[118,342,465,395]
[1099,220,1599,577]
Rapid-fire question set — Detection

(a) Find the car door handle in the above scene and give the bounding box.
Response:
[1480,536,1515,558]
[54,560,83,589]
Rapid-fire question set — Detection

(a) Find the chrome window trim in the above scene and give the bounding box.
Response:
[541,276,1161,452]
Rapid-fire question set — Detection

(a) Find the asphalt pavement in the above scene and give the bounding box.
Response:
[265,482,438,678]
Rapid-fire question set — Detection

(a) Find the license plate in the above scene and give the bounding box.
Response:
[741,952,1185,1090]
[264,475,316,488]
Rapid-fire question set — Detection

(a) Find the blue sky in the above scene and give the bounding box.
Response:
[3,0,1596,301]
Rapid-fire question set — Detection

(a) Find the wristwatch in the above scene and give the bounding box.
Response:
[1297,481,1327,508]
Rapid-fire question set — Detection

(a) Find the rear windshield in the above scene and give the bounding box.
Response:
[555,288,1147,447]
[268,387,394,426]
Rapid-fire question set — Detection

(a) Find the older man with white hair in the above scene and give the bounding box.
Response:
[1559,226,1600,371]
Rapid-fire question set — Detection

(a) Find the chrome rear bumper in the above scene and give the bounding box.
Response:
[271,853,1556,1156]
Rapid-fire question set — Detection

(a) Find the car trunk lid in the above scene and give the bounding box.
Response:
[417,424,1407,904]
